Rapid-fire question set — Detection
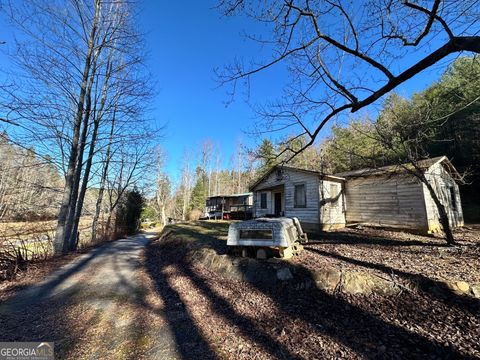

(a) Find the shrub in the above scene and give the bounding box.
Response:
[115,188,146,236]
[188,209,203,221]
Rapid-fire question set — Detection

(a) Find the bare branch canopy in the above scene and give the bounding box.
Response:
[217,0,480,160]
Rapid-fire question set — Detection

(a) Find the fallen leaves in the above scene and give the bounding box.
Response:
[143,223,480,359]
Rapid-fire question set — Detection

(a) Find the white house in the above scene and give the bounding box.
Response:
[250,166,346,232]
[250,156,464,235]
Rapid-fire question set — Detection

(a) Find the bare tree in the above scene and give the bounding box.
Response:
[1,0,155,254]
[179,153,193,221]
[201,139,214,197]
[217,0,480,159]
[90,105,117,243]
[154,149,171,226]
[103,143,152,239]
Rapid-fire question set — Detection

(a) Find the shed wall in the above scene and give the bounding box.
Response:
[423,163,464,231]
[344,175,429,230]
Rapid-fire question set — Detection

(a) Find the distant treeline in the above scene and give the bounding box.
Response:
[0,135,62,221]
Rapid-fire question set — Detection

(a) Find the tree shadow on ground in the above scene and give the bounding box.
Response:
[145,240,303,360]
[231,261,477,359]
[0,236,161,359]
[307,230,450,247]
[146,228,478,359]
[305,246,480,312]
[144,246,218,360]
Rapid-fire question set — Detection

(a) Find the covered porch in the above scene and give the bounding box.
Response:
[253,185,285,218]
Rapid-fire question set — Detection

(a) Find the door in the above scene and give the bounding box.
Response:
[274,192,282,216]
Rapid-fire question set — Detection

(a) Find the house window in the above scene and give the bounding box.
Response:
[449,187,457,211]
[294,184,306,208]
[330,183,339,197]
[260,193,267,209]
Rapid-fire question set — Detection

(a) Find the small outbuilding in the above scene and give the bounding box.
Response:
[336,156,464,233]
[250,166,346,232]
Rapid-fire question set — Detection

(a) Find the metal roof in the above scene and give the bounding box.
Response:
[334,156,464,183]
[207,192,253,199]
[249,165,345,191]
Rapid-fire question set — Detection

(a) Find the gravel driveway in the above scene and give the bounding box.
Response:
[0,233,183,359]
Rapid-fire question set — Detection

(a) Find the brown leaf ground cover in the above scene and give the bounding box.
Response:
[0,222,478,359]
[0,254,78,302]
[292,225,480,284]
[143,222,480,359]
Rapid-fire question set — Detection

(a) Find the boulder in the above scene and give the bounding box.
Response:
[342,272,375,294]
[371,276,400,296]
[470,284,480,298]
[312,268,341,291]
[456,281,470,293]
[445,280,471,295]
[277,267,293,281]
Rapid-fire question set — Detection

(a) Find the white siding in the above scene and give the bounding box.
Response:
[253,191,272,217]
[320,180,346,228]
[252,168,346,231]
[253,169,320,225]
[344,175,429,230]
[423,163,464,231]
[284,174,319,224]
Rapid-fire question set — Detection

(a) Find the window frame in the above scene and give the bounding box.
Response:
[330,183,339,198]
[449,186,457,211]
[294,183,307,208]
[260,192,268,209]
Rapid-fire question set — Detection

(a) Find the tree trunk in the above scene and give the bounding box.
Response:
[91,108,116,243]
[105,210,113,240]
[406,164,456,246]
[91,186,105,244]
[161,205,166,227]
[423,179,456,245]
[63,42,104,251]
[70,59,112,250]
[69,115,100,249]
[54,3,100,255]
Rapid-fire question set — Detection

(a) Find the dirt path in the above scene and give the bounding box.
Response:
[0,233,182,359]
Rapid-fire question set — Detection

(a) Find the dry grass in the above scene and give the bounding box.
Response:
[0,217,107,281]
[0,218,94,242]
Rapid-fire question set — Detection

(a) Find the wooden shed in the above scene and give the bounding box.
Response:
[250,166,346,232]
[336,156,464,233]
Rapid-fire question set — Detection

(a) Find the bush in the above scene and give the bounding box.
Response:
[188,209,203,221]
[115,188,146,236]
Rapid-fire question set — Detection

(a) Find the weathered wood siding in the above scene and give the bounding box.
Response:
[344,175,429,230]
[284,172,320,225]
[253,191,273,217]
[319,180,346,229]
[253,169,320,225]
[423,163,464,231]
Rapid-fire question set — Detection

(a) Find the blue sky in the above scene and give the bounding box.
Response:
[141,0,289,180]
[140,1,458,180]
[0,0,464,182]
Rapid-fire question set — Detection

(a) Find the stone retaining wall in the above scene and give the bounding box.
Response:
[186,247,480,299]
